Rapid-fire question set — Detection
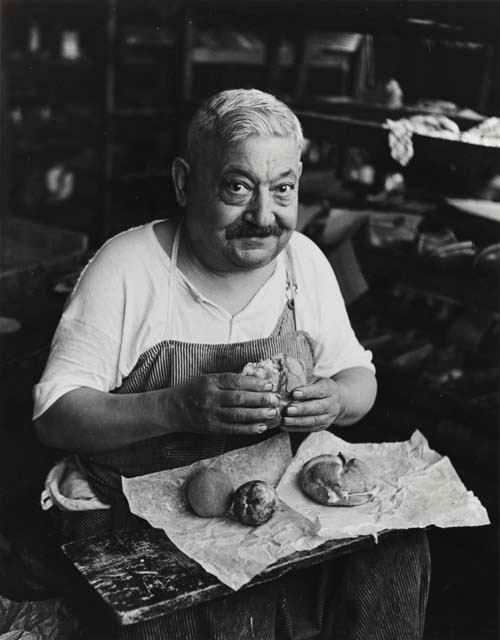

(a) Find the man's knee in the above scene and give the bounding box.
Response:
[353,530,430,576]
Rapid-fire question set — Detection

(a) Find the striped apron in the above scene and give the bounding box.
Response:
[59,224,431,639]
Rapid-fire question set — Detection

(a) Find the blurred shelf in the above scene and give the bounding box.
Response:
[191,47,264,65]
[182,1,500,44]
[295,109,500,174]
[13,141,93,155]
[374,365,500,436]
[190,47,352,68]
[398,14,500,45]
[357,247,500,313]
[118,55,173,67]
[112,107,175,117]
[296,109,389,150]
[294,97,487,129]
[114,170,170,182]
[120,26,176,49]
[7,53,95,69]
[1,0,498,244]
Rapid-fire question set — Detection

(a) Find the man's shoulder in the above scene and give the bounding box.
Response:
[99,222,153,254]
[89,221,164,271]
[77,221,163,287]
[289,230,328,264]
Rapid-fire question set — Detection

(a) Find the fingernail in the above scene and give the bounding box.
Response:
[293,390,303,399]
[287,405,298,415]
[256,424,267,433]
[267,408,277,418]
[264,382,273,391]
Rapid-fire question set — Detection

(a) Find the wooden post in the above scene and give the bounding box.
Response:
[0,0,9,219]
[179,5,194,104]
[293,31,311,101]
[265,28,282,96]
[101,0,117,242]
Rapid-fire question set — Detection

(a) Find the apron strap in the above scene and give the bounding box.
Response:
[285,244,298,313]
[167,220,182,335]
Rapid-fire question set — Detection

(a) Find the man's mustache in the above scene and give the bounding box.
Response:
[225,222,283,239]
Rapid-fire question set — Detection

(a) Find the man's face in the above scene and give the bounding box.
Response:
[183,135,302,273]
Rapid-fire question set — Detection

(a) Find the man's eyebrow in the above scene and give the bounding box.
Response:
[274,169,298,180]
[220,166,256,180]
[220,167,298,181]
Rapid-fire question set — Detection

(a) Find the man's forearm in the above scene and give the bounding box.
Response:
[34,387,174,455]
[332,367,377,426]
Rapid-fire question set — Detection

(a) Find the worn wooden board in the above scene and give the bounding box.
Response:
[62,527,398,626]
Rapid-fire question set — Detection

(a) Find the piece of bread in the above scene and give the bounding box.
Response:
[299,452,377,507]
[241,354,307,426]
[241,358,282,391]
[232,480,278,526]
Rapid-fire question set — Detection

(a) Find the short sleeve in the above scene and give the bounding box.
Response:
[33,236,127,419]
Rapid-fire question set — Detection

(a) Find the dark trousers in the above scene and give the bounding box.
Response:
[116,531,430,640]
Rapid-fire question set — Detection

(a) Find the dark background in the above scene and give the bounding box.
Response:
[0,2,499,638]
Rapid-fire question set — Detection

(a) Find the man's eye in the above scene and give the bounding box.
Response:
[225,181,250,194]
[275,183,295,194]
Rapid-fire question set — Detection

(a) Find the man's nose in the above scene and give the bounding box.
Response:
[245,188,274,226]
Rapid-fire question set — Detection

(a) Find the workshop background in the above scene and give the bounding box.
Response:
[0,1,499,639]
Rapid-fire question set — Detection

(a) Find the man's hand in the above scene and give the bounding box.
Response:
[35,368,375,455]
[281,377,342,432]
[168,373,281,436]
[281,367,377,432]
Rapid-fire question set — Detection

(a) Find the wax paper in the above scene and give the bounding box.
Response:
[122,433,325,590]
[122,430,489,591]
[277,430,490,539]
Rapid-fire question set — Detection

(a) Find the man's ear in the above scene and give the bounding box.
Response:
[172,157,191,207]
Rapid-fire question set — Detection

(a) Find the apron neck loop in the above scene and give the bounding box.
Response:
[285,244,298,312]
[167,220,182,335]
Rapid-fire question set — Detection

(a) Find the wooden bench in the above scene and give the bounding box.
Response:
[62,526,401,629]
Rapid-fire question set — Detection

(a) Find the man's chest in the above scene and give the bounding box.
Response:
[170,279,288,343]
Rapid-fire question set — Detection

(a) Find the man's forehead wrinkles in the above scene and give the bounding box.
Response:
[219,164,297,182]
[221,164,256,177]
[276,168,297,179]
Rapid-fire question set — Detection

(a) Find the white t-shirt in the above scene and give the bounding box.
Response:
[33,220,373,419]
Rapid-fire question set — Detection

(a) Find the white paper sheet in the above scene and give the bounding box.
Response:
[122,429,489,590]
[122,434,325,590]
[277,430,490,539]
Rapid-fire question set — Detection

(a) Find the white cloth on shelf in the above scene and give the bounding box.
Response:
[385,115,461,166]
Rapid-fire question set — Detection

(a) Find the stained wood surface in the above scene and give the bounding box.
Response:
[62,527,396,626]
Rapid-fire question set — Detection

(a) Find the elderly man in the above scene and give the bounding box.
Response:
[34,89,429,640]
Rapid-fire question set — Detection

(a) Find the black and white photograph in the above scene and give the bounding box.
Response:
[0,1,498,639]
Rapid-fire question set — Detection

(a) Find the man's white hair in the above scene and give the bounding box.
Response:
[186,88,304,163]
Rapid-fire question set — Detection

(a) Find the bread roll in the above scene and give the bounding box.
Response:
[241,353,307,427]
[299,452,376,507]
[232,480,278,526]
